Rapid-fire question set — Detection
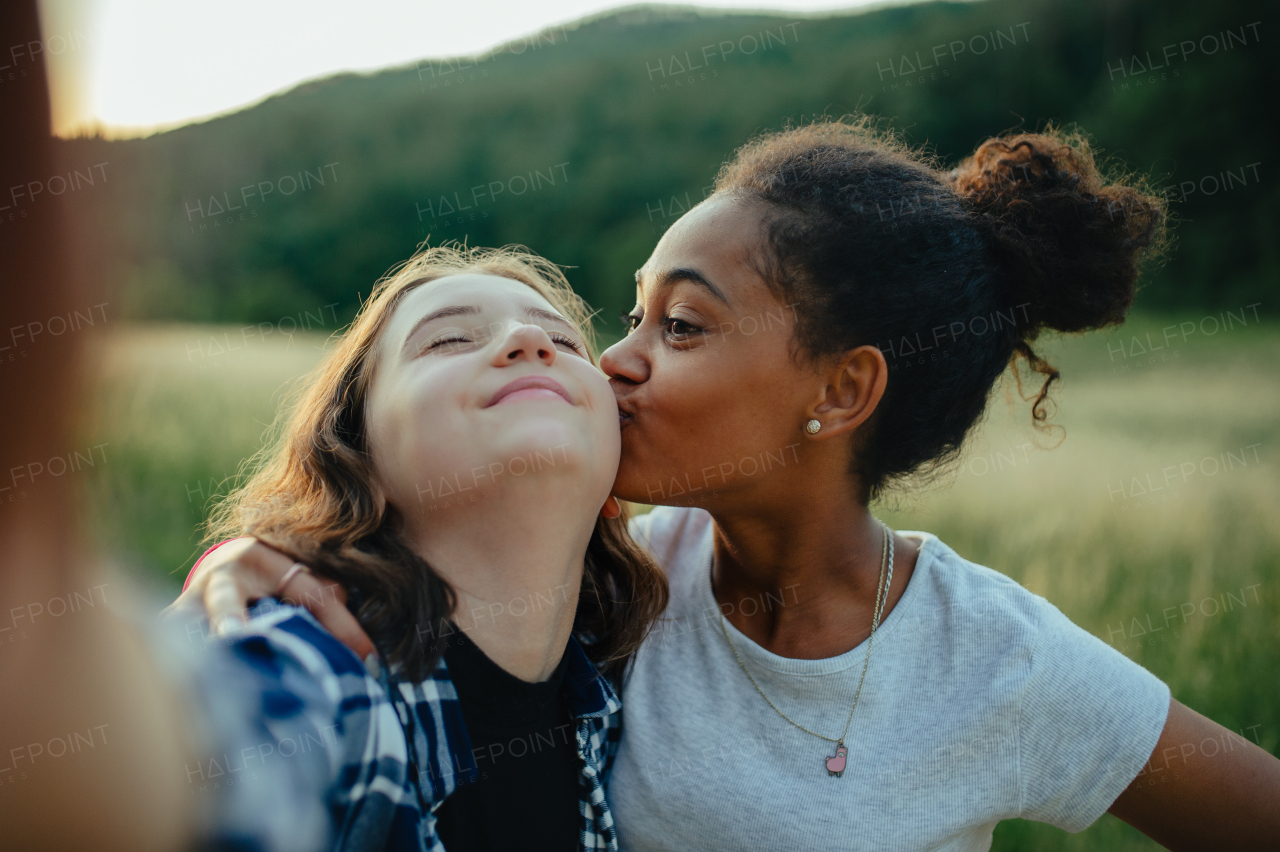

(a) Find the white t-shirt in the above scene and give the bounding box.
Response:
[608,506,1170,852]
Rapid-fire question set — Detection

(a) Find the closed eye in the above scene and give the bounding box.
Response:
[549,331,586,355]
[426,335,471,353]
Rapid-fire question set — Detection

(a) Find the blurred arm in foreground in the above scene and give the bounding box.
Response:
[0,4,189,849]
[0,4,327,849]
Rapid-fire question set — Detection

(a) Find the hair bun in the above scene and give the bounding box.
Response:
[952,129,1166,337]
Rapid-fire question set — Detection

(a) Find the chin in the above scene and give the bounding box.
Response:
[485,417,590,471]
[612,455,661,505]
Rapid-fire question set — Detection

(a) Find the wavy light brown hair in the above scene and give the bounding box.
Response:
[206,244,668,682]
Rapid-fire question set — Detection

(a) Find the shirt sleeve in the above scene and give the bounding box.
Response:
[231,605,432,852]
[1017,596,1171,831]
[187,606,342,852]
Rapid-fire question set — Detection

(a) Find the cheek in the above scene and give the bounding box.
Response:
[616,333,806,500]
[368,371,466,503]
[581,374,622,463]
[365,399,417,504]
[647,362,723,432]
[660,341,785,434]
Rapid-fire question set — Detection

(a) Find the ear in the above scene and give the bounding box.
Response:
[600,495,622,519]
[804,345,888,440]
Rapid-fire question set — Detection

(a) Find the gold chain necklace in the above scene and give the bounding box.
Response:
[717,519,894,778]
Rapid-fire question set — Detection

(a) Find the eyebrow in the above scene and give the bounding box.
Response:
[402,305,482,352]
[401,304,578,353]
[523,306,576,331]
[634,266,729,304]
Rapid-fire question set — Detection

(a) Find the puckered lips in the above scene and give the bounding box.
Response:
[486,375,573,407]
[615,396,636,428]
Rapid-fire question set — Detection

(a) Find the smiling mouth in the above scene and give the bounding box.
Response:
[498,388,567,405]
[487,375,573,407]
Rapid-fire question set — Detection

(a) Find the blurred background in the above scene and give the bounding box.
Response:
[27,0,1279,848]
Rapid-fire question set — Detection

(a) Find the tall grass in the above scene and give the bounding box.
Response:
[81,324,334,582]
[81,315,1277,850]
[879,315,1279,850]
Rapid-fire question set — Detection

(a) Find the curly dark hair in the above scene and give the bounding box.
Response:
[714,118,1167,500]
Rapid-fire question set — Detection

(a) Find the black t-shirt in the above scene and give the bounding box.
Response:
[434,628,581,852]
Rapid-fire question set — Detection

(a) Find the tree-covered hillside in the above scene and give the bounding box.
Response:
[56,0,1276,330]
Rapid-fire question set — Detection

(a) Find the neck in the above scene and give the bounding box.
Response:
[402,474,597,682]
[706,463,917,660]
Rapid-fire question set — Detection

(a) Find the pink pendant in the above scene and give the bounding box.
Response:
[825,743,847,777]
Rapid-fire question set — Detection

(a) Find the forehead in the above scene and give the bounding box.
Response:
[393,273,559,322]
[641,195,767,286]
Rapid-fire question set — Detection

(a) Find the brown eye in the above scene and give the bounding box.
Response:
[664,318,702,339]
[620,313,641,333]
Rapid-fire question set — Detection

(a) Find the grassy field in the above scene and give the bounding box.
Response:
[79,314,1278,850]
[877,315,1280,850]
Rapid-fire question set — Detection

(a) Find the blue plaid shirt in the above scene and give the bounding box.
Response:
[214,603,624,852]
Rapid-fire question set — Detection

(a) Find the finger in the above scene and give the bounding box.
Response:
[160,597,205,623]
[162,588,205,620]
[198,540,294,619]
[316,597,377,663]
[280,573,376,661]
[205,571,250,636]
[246,541,306,590]
[160,598,214,647]
[185,537,260,594]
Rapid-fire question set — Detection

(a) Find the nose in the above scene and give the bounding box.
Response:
[492,322,557,368]
[600,335,649,385]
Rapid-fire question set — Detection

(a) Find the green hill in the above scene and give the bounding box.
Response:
[55,0,1276,331]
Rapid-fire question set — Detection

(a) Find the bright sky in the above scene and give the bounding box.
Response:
[38,0,906,138]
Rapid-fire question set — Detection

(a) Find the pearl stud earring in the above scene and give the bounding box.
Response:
[805,419,821,434]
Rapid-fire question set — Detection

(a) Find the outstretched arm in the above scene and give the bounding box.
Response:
[1108,697,1280,850]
